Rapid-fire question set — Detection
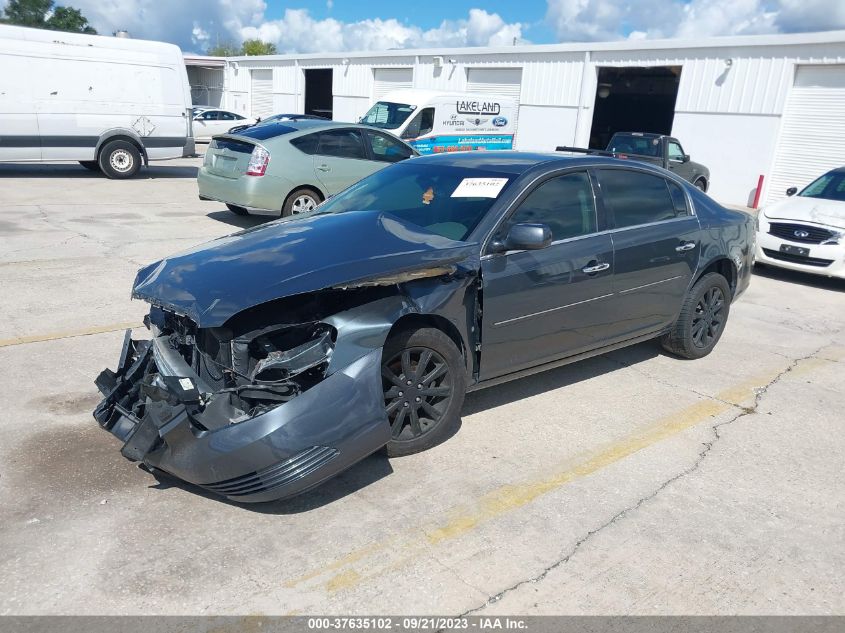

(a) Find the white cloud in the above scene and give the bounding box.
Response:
[546,0,845,41]
[240,8,525,54]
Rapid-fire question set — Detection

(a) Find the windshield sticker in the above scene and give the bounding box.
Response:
[450,177,509,198]
[422,186,435,205]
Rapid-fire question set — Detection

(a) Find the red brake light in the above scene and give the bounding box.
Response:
[246,146,270,176]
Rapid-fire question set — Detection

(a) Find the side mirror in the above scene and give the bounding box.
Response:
[682,154,691,163]
[492,223,552,253]
[786,187,798,196]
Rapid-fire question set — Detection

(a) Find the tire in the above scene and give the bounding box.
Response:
[381,327,466,457]
[98,140,141,179]
[79,160,100,172]
[282,187,321,217]
[226,203,249,216]
[661,272,732,360]
[694,178,707,192]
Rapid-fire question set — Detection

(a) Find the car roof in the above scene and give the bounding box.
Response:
[411,150,687,177]
[611,132,664,138]
[227,120,408,141]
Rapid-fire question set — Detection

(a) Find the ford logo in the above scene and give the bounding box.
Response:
[492,116,508,127]
[794,230,810,238]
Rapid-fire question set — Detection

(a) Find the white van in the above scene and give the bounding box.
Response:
[0,25,194,178]
[360,89,518,154]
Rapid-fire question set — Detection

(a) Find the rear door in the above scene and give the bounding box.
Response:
[596,167,700,338]
[480,170,615,380]
[313,128,383,194]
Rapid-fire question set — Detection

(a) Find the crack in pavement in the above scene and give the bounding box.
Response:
[457,345,828,617]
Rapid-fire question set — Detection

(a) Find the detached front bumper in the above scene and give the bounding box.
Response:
[94,331,389,503]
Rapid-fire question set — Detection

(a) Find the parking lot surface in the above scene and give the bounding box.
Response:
[1,158,843,615]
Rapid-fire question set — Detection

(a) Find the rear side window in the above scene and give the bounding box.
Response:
[502,172,597,242]
[598,169,679,228]
[667,180,689,216]
[290,133,319,155]
[317,129,367,159]
[365,131,413,163]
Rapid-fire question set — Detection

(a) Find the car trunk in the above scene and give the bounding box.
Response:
[204,137,257,179]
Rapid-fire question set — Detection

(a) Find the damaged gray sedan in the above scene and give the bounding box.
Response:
[94,152,754,502]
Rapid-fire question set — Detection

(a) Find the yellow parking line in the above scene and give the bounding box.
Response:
[0,321,139,348]
[286,365,801,594]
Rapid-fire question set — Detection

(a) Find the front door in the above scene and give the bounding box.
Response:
[596,167,700,338]
[313,128,382,195]
[666,139,694,182]
[480,171,615,381]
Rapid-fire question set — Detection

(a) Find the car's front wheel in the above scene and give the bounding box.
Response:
[694,178,707,192]
[661,272,731,359]
[381,327,466,457]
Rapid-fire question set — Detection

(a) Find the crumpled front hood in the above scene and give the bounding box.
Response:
[763,196,845,229]
[132,210,479,327]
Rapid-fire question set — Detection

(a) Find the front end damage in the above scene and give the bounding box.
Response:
[94,293,397,503]
[94,211,480,502]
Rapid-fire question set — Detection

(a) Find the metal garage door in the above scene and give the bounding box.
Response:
[250,69,274,118]
[466,68,523,102]
[766,65,845,203]
[373,68,413,100]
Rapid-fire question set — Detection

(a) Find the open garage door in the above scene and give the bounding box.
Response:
[250,69,273,118]
[374,68,413,99]
[766,65,845,203]
[466,68,522,101]
[588,66,681,149]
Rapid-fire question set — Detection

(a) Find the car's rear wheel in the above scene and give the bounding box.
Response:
[381,327,466,457]
[661,272,731,359]
[282,188,321,217]
[98,140,142,179]
[226,203,249,216]
[694,178,707,192]
[79,160,100,172]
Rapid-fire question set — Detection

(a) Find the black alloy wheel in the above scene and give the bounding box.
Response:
[381,327,465,456]
[691,286,725,349]
[661,272,732,359]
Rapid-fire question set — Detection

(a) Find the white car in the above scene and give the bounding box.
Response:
[192,109,256,142]
[756,167,845,279]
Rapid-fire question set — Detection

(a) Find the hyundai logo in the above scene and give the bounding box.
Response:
[794,230,810,238]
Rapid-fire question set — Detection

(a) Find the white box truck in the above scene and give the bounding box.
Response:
[0,24,194,178]
[360,89,518,154]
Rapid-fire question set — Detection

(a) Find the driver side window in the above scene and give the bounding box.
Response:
[401,107,435,139]
[502,172,597,242]
[668,141,685,161]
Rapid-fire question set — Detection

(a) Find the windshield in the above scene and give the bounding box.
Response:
[799,171,845,202]
[360,101,416,130]
[314,162,514,241]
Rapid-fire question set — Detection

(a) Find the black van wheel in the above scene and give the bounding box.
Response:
[661,272,731,360]
[98,140,141,179]
[381,327,466,457]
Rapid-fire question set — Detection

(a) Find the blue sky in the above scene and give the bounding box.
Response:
[13,0,843,54]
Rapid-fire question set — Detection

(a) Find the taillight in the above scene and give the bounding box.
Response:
[246,146,270,176]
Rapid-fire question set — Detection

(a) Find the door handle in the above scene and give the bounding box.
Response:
[675,241,696,252]
[317,164,331,172]
[582,262,610,274]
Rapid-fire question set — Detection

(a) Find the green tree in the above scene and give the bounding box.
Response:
[1,0,97,34]
[206,41,241,57]
[241,39,277,56]
[46,6,96,34]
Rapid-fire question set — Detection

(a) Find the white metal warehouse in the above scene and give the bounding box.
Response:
[198,30,845,207]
